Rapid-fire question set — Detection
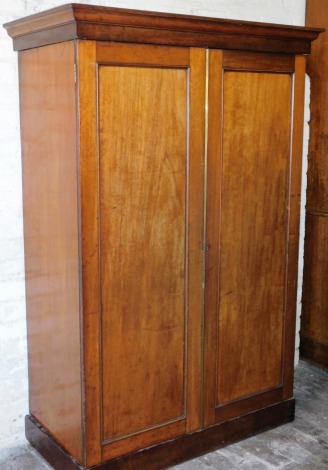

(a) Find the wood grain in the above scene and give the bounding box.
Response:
[204,50,298,421]
[223,51,295,72]
[204,50,303,426]
[184,47,206,434]
[306,0,328,213]
[282,55,306,400]
[77,42,205,461]
[25,398,295,469]
[203,48,224,427]
[217,70,291,404]
[76,40,102,467]
[300,336,328,371]
[4,3,322,53]
[99,65,187,440]
[300,0,328,371]
[19,42,82,462]
[10,6,317,466]
[301,214,328,347]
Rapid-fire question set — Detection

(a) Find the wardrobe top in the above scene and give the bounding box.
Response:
[4,2,323,54]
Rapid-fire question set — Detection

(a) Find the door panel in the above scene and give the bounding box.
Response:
[78,42,205,461]
[218,70,291,404]
[99,65,187,440]
[204,50,301,426]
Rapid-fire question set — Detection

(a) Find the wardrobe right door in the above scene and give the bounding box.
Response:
[203,50,306,426]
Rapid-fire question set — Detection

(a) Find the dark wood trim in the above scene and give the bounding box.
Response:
[215,387,284,423]
[300,336,328,371]
[306,210,328,218]
[222,51,296,72]
[25,416,82,470]
[26,399,295,470]
[4,3,323,53]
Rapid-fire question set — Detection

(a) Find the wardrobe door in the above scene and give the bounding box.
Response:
[204,50,305,426]
[77,41,205,465]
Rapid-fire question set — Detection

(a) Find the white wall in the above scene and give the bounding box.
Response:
[0,0,307,453]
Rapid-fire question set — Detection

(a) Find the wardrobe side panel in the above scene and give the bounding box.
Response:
[19,42,82,462]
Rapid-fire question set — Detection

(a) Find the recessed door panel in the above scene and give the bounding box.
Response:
[99,65,187,440]
[217,70,292,404]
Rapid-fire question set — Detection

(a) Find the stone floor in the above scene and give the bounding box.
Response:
[0,361,327,469]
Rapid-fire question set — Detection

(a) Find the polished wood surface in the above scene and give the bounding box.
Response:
[204,51,304,426]
[282,54,306,399]
[217,69,290,404]
[302,215,328,347]
[19,41,82,461]
[300,336,328,371]
[76,40,101,467]
[7,4,320,468]
[203,48,224,427]
[25,398,295,469]
[300,0,328,370]
[306,0,328,213]
[78,42,205,462]
[223,51,295,72]
[4,3,322,53]
[100,65,187,439]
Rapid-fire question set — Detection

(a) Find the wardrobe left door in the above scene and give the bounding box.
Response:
[77,41,205,466]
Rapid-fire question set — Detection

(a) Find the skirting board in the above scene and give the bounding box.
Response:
[26,399,295,470]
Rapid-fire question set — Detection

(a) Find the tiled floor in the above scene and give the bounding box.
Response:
[1,361,327,469]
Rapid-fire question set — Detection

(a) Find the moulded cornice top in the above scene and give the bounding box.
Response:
[3,2,324,54]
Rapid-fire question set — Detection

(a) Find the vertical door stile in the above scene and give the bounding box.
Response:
[186,47,207,433]
[77,40,103,467]
[200,47,210,429]
[203,49,224,427]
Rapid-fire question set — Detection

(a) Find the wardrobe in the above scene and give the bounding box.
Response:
[4,4,322,469]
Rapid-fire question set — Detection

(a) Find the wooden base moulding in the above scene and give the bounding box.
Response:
[26,400,295,470]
